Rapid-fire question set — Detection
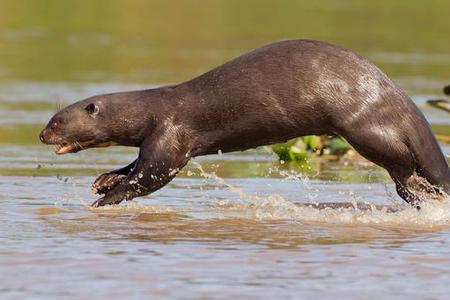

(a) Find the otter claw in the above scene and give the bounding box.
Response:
[91,199,102,208]
[92,173,126,195]
[91,196,124,207]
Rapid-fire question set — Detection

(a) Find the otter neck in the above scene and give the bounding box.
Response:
[105,86,180,147]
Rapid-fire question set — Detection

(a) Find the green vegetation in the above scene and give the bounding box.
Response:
[272,136,352,162]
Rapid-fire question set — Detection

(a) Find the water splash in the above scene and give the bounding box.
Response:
[192,162,450,228]
[250,194,450,228]
[89,201,175,214]
[270,167,319,202]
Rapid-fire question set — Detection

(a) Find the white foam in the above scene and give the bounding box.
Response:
[193,162,450,228]
[90,202,174,214]
[249,194,450,228]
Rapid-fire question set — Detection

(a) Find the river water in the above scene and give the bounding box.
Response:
[1,1,449,299]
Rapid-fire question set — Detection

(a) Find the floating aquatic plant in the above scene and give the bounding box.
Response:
[272,135,352,162]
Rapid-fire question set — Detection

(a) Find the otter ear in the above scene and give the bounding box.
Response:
[85,103,99,117]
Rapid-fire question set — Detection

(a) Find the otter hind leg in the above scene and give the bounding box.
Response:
[343,130,431,206]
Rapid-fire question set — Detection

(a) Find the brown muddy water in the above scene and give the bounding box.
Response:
[1,1,450,299]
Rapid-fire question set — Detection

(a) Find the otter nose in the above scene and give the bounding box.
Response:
[39,129,46,143]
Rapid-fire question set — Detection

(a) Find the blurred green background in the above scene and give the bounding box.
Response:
[0,0,449,83]
[0,0,448,150]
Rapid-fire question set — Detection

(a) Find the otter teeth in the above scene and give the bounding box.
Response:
[54,143,70,154]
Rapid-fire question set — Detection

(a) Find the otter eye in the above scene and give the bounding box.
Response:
[50,121,58,129]
[85,103,99,116]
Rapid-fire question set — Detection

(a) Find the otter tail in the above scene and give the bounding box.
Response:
[409,119,450,195]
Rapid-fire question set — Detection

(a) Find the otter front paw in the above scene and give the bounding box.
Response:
[92,173,126,195]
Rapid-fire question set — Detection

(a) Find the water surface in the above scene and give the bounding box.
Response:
[0,1,449,299]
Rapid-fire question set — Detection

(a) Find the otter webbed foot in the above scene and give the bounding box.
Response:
[92,172,126,195]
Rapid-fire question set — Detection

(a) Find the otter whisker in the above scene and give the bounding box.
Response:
[75,141,84,150]
[54,95,63,112]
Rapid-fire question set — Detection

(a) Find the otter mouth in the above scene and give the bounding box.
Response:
[54,141,113,155]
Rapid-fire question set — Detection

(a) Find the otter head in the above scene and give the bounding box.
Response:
[39,98,114,154]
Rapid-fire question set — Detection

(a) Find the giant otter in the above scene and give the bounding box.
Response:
[39,40,450,207]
